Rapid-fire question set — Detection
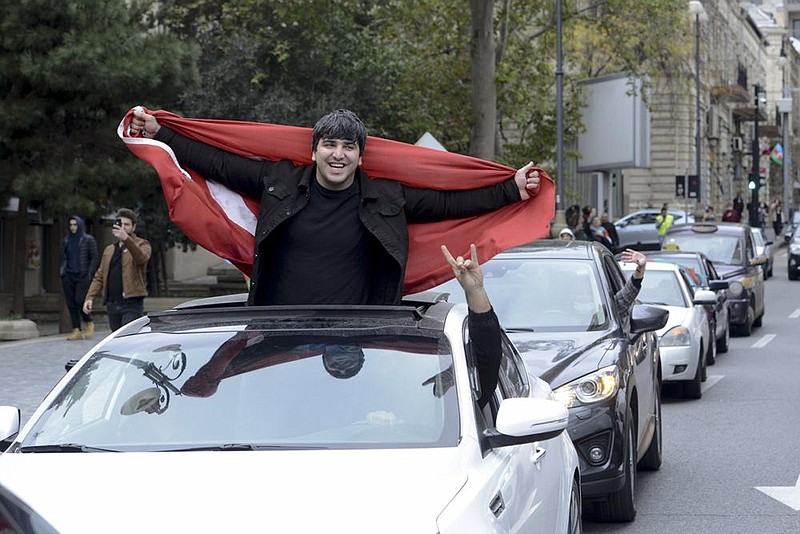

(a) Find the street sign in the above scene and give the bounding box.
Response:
[675,175,699,198]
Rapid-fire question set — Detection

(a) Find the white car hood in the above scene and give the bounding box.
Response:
[0,448,465,533]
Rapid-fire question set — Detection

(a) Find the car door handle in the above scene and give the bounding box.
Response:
[489,492,505,517]
[532,445,546,464]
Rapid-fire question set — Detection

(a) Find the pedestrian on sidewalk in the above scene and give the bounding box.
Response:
[83,208,151,331]
[60,215,98,340]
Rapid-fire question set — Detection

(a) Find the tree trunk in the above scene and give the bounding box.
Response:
[469,0,497,160]
[11,197,29,316]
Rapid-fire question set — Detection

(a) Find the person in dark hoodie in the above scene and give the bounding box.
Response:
[60,215,99,340]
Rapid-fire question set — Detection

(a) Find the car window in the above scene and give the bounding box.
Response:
[20,330,461,451]
[705,259,720,280]
[663,233,743,265]
[435,258,609,332]
[633,270,688,307]
[630,212,657,225]
[745,232,756,261]
[654,256,705,288]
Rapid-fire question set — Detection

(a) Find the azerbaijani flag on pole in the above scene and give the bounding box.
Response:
[771,143,784,165]
[117,107,555,295]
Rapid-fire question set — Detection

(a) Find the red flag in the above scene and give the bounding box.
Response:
[118,107,555,295]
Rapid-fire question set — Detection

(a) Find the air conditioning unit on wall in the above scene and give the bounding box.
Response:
[732,136,743,152]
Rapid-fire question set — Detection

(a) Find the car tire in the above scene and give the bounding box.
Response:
[568,476,582,534]
[683,350,703,399]
[753,312,763,328]
[594,409,637,522]
[717,322,730,354]
[736,305,754,337]
[638,389,662,471]
[705,332,716,366]
[790,267,799,281]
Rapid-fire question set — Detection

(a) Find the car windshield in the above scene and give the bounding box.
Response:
[433,259,609,332]
[630,270,688,307]
[651,257,706,288]
[19,329,459,451]
[663,234,743,265]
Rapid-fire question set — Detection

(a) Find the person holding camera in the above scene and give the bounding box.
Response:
[83,208,152,331]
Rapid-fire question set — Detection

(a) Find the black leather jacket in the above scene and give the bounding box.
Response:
[154,127,521,305]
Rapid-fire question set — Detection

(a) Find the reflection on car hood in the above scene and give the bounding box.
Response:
[0,449,464,533]
[509,330,613,388]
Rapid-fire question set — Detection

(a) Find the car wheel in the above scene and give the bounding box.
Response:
[595,409,637,522]
[567,476,582,534]
[705,331,716,366]
[717,321,730,354]
[790,267,799,281]
[753,311,763,328]
[638,388,662,471]
[736,305,754,337]
[683,350,703,399]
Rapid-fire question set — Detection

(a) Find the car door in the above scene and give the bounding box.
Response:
[472,334,562,533]
[705,258,729,337]
[623,211,659,248]
[744,230,766,317]
[601,252,657,450]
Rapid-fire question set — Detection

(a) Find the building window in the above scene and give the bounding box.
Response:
[793,19,800,40]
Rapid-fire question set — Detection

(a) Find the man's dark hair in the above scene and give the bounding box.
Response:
[312,109,367,154]
[116,208,138,225]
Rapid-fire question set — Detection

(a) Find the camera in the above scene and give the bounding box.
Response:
[113,218,122,228]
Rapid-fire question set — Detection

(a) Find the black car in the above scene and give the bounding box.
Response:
[422,240,668,522]
[789,227,800,280]
[662,222,766,336]
[643,250,731,359]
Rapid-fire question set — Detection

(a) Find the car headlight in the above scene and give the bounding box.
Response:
[659,326,691,347]
[727,281,744,297]
[553,365,619,408]
[790,244,800,255]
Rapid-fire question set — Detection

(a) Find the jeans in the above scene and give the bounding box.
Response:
[106,298,145,331]
[61,273,92,329]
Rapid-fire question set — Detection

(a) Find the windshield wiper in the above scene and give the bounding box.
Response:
[19,443,119,453]
[169,443,330,452]
[504,327,536,332]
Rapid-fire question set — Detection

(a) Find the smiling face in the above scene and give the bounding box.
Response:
[312,138,362,190]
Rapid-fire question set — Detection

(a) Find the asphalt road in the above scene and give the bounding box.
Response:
[585,247,800,533]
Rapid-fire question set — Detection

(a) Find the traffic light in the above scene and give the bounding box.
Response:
[748,178,756,190]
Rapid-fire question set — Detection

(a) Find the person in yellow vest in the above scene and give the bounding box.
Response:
[655,203,675,243]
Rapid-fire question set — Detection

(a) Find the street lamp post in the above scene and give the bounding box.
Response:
[750,85,766,228]
[779,45,792,234]
[688,1,706,211]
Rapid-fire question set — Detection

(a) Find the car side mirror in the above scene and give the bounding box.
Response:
[630,304,669,335]
[693,289,717,306]
[483,398,568,448]
[0,406,21,452]
[708,280,729,291]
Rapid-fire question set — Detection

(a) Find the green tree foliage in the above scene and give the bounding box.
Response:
[0,0,198,312]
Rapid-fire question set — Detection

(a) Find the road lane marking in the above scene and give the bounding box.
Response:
[751,334,776,349]
[702,374,724,394]
[790,309,800,319]
[756,474,800,511]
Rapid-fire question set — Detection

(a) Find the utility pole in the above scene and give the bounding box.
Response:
[750,85,762,228]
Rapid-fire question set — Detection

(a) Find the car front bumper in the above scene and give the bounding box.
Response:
[659,345,700,382]
[726,296,750,325]
[564,399,627,500]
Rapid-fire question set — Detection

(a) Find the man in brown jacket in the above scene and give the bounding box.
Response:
[83,208,151,331]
